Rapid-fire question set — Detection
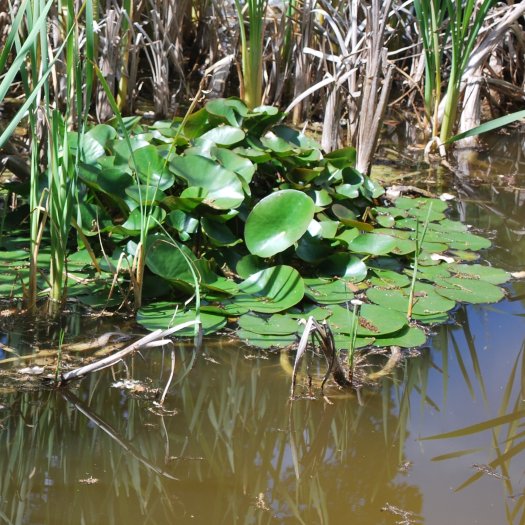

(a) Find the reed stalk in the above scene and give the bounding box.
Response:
[439,0,495,143]
[233,0,268,109]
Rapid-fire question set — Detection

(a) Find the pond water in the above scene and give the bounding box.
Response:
[1,131,525,524]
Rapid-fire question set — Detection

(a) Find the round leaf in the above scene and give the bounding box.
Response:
[245,190,315,257]
[171,154,244,209]
[435,278,505,304]
[329,304,407,336]
[348,233,398,255]
[137,302,226,336]
[234,265,305,313]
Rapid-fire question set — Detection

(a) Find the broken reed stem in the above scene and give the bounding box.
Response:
[60,321,198,383]
[290,316,351,399]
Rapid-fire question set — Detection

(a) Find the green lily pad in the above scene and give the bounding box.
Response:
[348,233,398,255]
[199,125,245,146]
[245,190,315,257]
[201,218,240,246]
[214,148,255,183]
[435,278,505,304]
[324,146,357,169]
[234,265,304,313]
[448,263,510,284]
[367,282,456,315]
[201,302,249,316]
[125,184,166,206]
[236,255,268,279]
[137,302,226,335]
[320,254,368,282]
[132,145,175,190]
[304,278,355,304]
[329,304,407,336]
[236,329,297,349]
[145,238,202,291]
[238,313,299,335]
[205,98,248,127]
[369,269,411,288]
[373,326,427,348]
[170,154,244,209]
[120,207,165,233]
[411,311,450,324]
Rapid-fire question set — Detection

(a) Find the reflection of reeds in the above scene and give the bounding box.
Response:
[422,332,525,524]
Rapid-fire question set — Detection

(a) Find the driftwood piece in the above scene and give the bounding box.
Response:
[60,321,198,383]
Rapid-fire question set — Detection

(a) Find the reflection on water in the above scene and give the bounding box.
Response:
[0,132,525,524]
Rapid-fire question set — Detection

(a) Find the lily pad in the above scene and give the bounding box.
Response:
[435,278,505,304]
[373,326,427,348]
[329,304,407,336]
[236,329,297,349]
[369,269,411,288]
[170,154,244,209]
[132,145,175,190]
[238,313,299,335]
[367,282,456,315]
[234,265,305,313]
[304,278,355,304]
[448,263,510,285]
[245,190,315,257]
[348,233,398,255]
[137,303,226,335]
[199,125,245,145]
[319,253,368,282]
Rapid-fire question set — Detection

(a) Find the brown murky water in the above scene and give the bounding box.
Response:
[1,131,525,524]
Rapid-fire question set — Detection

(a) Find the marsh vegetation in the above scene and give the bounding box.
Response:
[1,2,525,522]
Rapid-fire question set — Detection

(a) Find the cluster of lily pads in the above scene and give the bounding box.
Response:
[1,98,511,350]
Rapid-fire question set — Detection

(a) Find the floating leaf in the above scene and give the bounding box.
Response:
[448,264,510,285]
[199,125,245,145]
[348,233,397,255]
[320,253,367,281]
[132,145,175,190]
[238,313,299,335]
[236,329,297,349]
[171,154,244,209]
[324,146,357,168]
[201,218,240,246]
[373,326,427,348]
[329,304,407,336]
[120,207,165,233]
[435,278,505,304]
[236,255,268,279]
[367,282,456,315]
[369,269,411,288]
[137,303,226,335]
[214,148,255,183]
[304,278,354,304]
[205,98,248,126]
[234,265,304,313]
[245,190,315,257]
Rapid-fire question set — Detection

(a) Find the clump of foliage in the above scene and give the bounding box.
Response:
[1,98,510,349]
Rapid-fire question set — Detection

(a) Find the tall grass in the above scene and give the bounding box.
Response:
[413,0,496,144]
[0,1,94,310]
[233,0,268,109]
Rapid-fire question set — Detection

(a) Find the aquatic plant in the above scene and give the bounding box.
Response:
[233,0,268,109]
[413,0,496,146]
[3,97,504,349]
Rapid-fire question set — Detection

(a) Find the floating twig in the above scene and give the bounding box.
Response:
[60,321,198,383]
